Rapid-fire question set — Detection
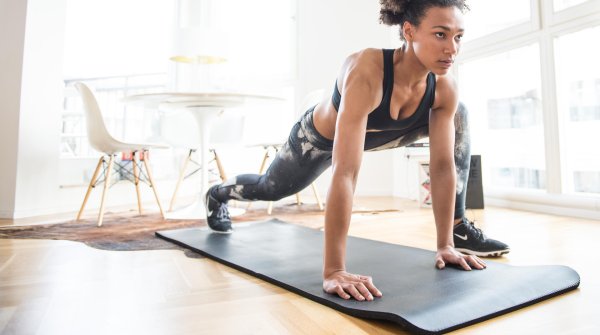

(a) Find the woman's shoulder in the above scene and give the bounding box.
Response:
[342,48,385,81]
[345,48,384,67]
[432,74,458,111]
[434,74,457,91]
[347,48,384,60]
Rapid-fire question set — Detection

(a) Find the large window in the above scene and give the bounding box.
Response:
[462,0,532,41]
[555,25,600,194]
[456,0,600,213]
[60,0,297,186]
[459,44,545,190]
[61,0,174,160]
[172,0,296,91]
[212,0,296,86]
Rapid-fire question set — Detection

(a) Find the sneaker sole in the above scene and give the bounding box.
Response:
[455,248,510,258]
[207,228,233,234]
[204,190,233,234]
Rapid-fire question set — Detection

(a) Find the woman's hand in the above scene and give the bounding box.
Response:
[323,270,382,301]
[435,246,486,270]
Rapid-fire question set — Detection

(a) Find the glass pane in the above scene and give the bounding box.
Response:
[555,26,600,195]
[554,0,590,11]
[62,0,174,164]
[458,44,546,190]
[463,0,531,42]
[173,0,295,90]
[212,0,295,88]
[63,0,174,78]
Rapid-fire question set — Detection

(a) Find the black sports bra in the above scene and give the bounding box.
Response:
[331,48,436,131]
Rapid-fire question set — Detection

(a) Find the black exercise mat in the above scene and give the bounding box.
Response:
[156,219,580,334]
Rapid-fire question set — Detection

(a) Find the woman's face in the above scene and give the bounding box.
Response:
[404,6,465,75]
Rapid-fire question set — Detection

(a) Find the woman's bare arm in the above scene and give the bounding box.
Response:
[429,76,485,270]
[322,53,383,301]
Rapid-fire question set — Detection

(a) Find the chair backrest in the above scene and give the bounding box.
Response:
[74,82,117,153]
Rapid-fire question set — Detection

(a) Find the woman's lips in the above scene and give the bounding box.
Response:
[438,60,453,68]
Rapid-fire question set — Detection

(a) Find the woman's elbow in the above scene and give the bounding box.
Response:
[429,159,455,177]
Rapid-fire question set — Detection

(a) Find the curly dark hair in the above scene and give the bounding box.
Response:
[379,0,469,41]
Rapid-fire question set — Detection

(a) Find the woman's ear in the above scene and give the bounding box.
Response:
[402,21,414,42]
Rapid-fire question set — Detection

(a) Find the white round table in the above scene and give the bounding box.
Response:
[123,92,283,219]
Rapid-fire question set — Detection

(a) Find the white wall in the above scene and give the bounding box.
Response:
[0,0,28,217]
[12,0,67,218]
[296,0,399,197]
[296,1,391,104]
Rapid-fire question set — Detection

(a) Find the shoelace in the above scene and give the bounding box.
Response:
[216,203,231,220]
[464,219,484,239]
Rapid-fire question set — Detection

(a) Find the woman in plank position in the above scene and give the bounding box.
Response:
[204,0,509,300]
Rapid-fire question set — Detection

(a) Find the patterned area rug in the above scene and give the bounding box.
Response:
[0,203,400,258]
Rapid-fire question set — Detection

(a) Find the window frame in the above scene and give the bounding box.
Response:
[454,0,600,217]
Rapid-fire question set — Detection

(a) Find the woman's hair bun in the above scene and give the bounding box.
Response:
[379,0,410,26]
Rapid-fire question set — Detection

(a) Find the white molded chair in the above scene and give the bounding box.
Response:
[247,89,326,214]
[74,82,168,226]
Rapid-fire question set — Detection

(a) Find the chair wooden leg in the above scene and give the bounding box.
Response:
[169,149,193,212]
[97,154,115,227]
[211,149,227,182]
[142,151,165,219]
[76,156,104,221]
[311,182,324,210]
[267,201,274,215]
[132,151,143,215]
[258,147,271,175]
[247,147,272,211]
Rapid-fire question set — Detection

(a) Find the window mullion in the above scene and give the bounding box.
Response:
[539,30,563,194]
[539,0,553,28]
[531,0,543,29]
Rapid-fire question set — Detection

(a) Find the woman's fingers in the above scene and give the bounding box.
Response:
[337,281,379,301]
[467,255,486,269]
[458,256,472,271]
[355,282,373,301]
[334,285,351,300]
[435,255,446,269]
[324,273,382,301]
[436,249,488,271]
[361,276,383,297]
[343,283,366,301]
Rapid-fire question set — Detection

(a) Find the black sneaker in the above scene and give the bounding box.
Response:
[453,218,509,257]
[204,185,232,234]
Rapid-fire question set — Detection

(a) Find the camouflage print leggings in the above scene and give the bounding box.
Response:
[211,103,471,219]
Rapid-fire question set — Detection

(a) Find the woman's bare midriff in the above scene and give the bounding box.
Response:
[311,98,337,141]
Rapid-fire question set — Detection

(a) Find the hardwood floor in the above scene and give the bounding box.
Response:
[1,197,599,334]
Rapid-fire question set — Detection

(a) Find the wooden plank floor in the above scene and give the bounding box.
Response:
[1,197,599,334]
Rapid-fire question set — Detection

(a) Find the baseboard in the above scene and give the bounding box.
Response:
[486,193,600,220]
[0,210,15,219]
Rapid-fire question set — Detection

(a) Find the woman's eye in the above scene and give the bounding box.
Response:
[435,32,445,38]
[455,35,463,41]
